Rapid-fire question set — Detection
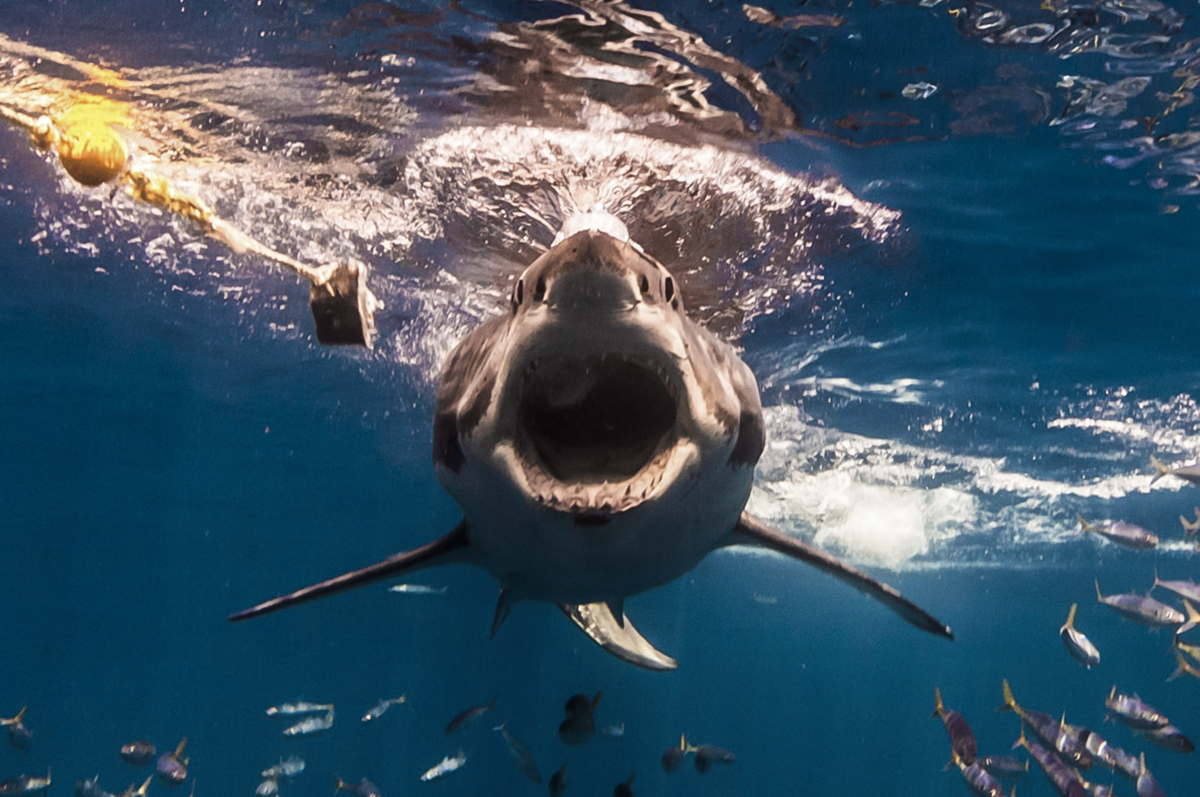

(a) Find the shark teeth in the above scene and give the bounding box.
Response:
[523,445,674,515]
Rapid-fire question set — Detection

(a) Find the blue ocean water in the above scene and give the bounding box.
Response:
[2,1,1200,796]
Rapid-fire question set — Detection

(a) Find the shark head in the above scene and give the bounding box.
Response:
[432,210,764,602]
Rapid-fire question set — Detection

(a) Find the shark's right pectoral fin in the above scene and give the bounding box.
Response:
[559,602,678,671]
[728,512,954,640]
[227,521,472,622]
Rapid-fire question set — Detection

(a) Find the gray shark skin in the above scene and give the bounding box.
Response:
[229,210,953,669]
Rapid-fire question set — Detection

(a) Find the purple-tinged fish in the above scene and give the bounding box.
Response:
[120,740,156,766]
[1095,581,1184,627]
[661,735,688,773]
[1061,604,1100,669]
[933,687,978,765]
[156,738,188,786]
[1013,727,1089,797]
[1151,570,1200,604]
[1083,728,1140,781]
[1136,753,1167,797]
[693,744,735,774]
[1079,516,1158,549]
[1104,688,1169,731]
[558,692,601,746]
[76,775,116,797]
[1136,723,1194,753]
[998,680,1092,769]
[977,755,1028,780]
[1150,455,1200,485]
[952,751,1011,797]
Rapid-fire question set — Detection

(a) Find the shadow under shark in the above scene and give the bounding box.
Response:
[229,209,952,670]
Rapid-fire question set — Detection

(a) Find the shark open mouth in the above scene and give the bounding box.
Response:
[517,354,679,516]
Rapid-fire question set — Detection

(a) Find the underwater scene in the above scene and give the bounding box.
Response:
[3,0,1200,795]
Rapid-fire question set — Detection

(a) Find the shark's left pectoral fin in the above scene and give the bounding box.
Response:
[228,521,472,622]
[559,602,678,671]
[728,513,954,640]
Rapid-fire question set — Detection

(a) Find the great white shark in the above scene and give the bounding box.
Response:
[229,209,952,669]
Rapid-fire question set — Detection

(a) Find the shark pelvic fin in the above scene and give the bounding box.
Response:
[728,512,954,640]
[558,602,678,671]
[228,521,471,622]
[490,588,519,638]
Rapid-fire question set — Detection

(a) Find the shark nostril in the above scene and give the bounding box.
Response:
[663,276,674,303]
[639,275,650,295]
[534,276,547,302]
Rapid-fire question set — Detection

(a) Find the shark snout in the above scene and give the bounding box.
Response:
[544,267,639,310]
[513,229,667,315]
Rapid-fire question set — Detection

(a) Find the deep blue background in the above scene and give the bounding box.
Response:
[3,1,1200,796]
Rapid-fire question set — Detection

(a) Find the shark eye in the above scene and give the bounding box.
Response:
[512,278,524,313]
[533,276,547,302]
[639,274,650,295]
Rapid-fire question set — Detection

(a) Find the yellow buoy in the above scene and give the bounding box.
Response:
[54,98,129,186]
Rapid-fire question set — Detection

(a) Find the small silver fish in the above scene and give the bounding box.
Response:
[283,709,334,736]
[334,777,379,797]
[0,771,51,795]
[952,752,1007,797]
[118,777,152,797]
[600,723,625,738]
[419,751,466,782]
[1060,603,1101,668]
[444,699,495,733]
[76,776,117,797]
[1083,730,1139,780]
[1095,580,1184,627]
[265,701,332,717]
[1151,570,1200,604]
[494,723,542,784]
[1150,455,1200,485]
[1179,508,1200,538]
[254,780,277,797]
[361,696,406,723]
[386,584,447,595]
[1105,688,1169,731]
[1079,515,1158,549]
[1,707,32,751]
[1169,647,1200,682]
[976,755,1028,780]
[260,756,305,779]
